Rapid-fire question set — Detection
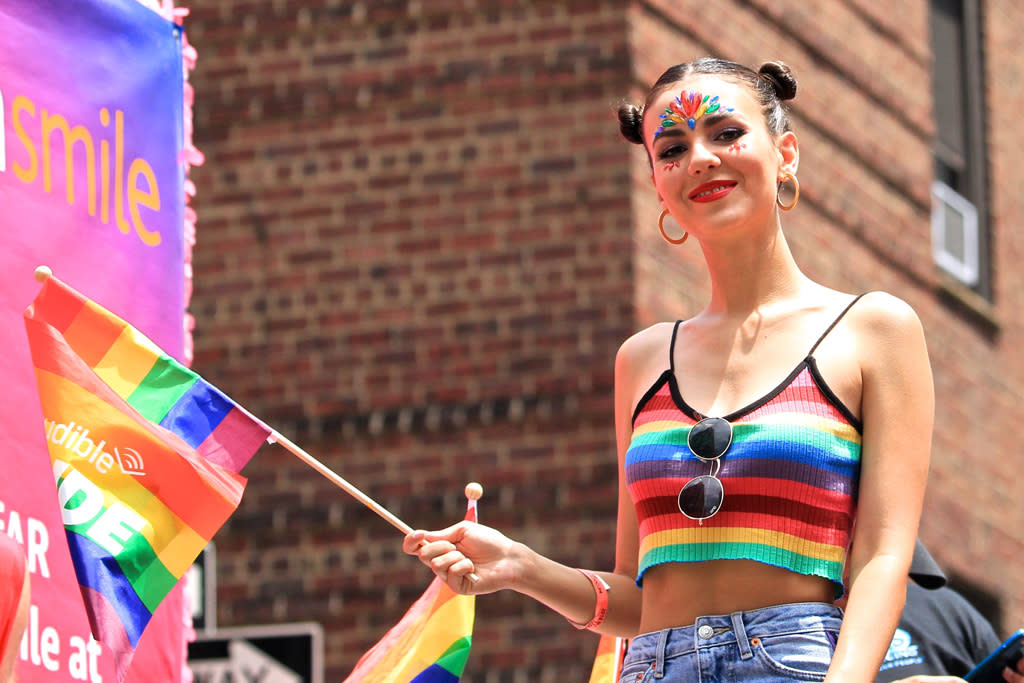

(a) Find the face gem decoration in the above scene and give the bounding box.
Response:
[653,90,733,142]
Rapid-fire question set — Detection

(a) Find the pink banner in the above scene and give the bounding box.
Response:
[1,0,188,679]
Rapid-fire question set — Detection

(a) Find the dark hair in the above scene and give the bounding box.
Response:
[617,58,798,146]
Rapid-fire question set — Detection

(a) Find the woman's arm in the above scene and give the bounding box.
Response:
[825,292,934,682]
[504,333,647,636]
[403,520,643,634]
[403,330,661,636]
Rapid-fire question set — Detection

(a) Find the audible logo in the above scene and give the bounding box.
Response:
[43,419,145,476]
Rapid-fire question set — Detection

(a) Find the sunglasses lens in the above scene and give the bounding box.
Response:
[687,417,733,460]
[678,475,724,520]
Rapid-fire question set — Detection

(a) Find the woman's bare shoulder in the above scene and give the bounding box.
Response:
[617,321,677,365]
[847,291,925,341]
[615,322,678,423]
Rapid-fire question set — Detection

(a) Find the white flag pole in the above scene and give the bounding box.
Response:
[268,430,482,583]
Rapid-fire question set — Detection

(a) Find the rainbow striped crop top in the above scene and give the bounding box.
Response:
[625,298,864,594]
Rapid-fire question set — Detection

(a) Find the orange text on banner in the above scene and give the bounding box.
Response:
[0,88,162,246]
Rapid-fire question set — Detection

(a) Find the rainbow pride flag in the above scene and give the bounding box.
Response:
[588,635,627,683]
[23,270,269,681]
[26,271,270,474]
[343,497,478,682]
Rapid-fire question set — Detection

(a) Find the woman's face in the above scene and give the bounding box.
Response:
[643,75,797,241]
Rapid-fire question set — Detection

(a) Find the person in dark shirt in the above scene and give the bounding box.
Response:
[878,541,1023,683]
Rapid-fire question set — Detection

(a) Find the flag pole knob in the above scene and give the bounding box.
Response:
[34,266,53,283]
[464,482,483,501]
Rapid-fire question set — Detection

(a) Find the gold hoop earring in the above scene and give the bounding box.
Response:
[777,172,800,211]
[658,210,689,245]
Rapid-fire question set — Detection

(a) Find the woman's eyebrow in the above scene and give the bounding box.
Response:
[700,111,734,127]
[653,127,687,142]
[652,111,738,144]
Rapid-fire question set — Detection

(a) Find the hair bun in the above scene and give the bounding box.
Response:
[617,102,646,145]
[758,61,797,101]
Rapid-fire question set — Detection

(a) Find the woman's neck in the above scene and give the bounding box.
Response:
[698,224,814,316]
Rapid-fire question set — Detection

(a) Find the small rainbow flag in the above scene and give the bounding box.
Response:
[23,270,269,681]
[343,497,478,682]
[588,635,627,683]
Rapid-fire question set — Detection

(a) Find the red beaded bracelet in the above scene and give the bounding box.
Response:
[567,568,610,630]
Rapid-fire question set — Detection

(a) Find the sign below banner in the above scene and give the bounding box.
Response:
[186,545,216,631]
[188,623,323,683]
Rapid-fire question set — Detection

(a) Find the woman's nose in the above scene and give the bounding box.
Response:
[689,141,720,175]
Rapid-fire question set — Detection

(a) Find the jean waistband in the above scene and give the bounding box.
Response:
[628,602,843,673]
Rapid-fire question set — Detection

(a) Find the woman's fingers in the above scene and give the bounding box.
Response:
[425,547,480,590]
[403,522,470,554]
[403,521,497,593]
[446,555,477,579]
[427,546,462,574]
[402,530,427,554]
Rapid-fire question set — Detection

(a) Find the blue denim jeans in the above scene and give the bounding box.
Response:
[618,602,843,682]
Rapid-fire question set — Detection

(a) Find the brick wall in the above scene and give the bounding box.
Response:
[934,0,1024,632]
[185,0,1024,680]
[189,1,635,425]
[186,1,633,680]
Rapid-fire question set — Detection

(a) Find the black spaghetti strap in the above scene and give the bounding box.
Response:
[669,320,684,374]
[807,293,868,356]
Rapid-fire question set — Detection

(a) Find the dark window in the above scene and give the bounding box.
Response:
[929,0,990,298]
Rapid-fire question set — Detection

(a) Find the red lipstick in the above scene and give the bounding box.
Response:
[688,180,737,203]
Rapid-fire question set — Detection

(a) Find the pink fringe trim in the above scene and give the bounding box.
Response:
[137,2,203,681]
[138,0,203,368]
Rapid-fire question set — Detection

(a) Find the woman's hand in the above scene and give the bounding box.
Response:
[403,521,524,595]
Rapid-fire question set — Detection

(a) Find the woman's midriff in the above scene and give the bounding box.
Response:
[638,559,836,634]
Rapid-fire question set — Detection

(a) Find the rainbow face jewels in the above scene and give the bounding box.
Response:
[652,90,733,142]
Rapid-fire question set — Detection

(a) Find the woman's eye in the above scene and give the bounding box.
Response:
[656,144,686,160]
[717,128,746,142]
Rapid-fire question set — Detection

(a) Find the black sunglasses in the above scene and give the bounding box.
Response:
[678,416,733,523]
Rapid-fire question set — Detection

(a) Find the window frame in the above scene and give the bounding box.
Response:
[929,0,991,299]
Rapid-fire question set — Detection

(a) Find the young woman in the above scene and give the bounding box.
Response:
[404,58,934,682]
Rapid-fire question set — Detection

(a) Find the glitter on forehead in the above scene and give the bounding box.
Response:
[652,90,733,141]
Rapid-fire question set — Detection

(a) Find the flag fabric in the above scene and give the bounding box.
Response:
[588,635,627,683]
[343,497,478,682]
[23,271,270,681]
[26,272,270,474]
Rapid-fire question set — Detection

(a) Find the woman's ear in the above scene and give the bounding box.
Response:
[776,130,799,177]
[650,172,667,208]
[651,184,667,210]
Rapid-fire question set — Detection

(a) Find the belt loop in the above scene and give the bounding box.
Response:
[652,628,669,678]
[731,611,753,660]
